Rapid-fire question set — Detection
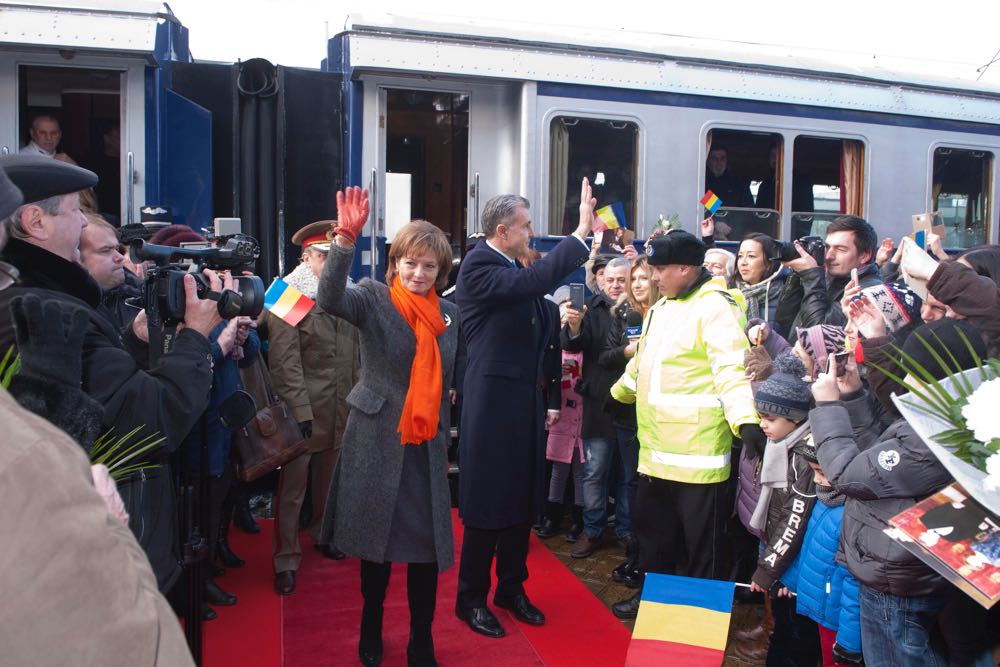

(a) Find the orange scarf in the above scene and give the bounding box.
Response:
[389,276,445,445]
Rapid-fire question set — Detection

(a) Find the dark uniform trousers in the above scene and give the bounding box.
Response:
[634,474,729,580]
[456,521,531,609]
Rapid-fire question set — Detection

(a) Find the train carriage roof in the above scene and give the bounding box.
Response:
[338,13,1000,126]
[0,1,185,62]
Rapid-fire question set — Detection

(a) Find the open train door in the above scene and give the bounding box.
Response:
[168,61,344,282]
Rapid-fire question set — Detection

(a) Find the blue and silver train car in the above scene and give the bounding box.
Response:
[4,4,1000,285]
[329,14,1000,272]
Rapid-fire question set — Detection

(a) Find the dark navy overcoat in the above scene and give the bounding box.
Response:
[455,236,588,529]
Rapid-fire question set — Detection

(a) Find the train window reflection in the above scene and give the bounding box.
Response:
[792,136,864,239]
[932,147,992,248]
[703,128,782,240]
[548,117,637,235]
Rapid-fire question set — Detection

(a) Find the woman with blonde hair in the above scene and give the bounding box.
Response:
[318,187,460,667]
[598,253,660,588]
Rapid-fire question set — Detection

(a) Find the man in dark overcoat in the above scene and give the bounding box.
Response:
[454,179,595,638]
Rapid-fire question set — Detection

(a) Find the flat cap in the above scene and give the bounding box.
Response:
[645,229,705,266]
[0,155,97,205]
[291,220,336,251]
[0,163,23,219]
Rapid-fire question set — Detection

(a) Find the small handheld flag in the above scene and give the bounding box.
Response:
[264,278,315,327]
[625,573,735,666]
[593,201,628,233]
[701,191,723,216]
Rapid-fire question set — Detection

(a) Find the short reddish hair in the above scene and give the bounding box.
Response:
[385,219,452,291]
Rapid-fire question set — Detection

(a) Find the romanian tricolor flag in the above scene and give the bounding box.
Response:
[264,278,315,327]
[593,201,628,233]
[625,574,735,667]
[700,190,723,215]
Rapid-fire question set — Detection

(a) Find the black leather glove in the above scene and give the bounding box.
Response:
[10,294,88,387]
[298,420,313,439]
[740,423,767,460]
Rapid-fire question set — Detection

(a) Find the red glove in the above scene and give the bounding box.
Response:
[334,186,370,244]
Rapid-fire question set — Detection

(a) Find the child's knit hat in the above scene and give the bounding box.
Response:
[754,353,812,422]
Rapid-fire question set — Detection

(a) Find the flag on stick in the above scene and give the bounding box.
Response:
[264,278,315,327]
[593,201,628,233]
[701,191,723,215]
[625,573,735,667]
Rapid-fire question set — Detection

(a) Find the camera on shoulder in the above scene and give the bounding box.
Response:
[130,235,265,324]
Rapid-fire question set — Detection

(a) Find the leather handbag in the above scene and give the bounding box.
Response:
[232,353,307,482]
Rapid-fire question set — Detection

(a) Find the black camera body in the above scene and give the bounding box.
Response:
[770,235,826,266]
[131,235,265,324]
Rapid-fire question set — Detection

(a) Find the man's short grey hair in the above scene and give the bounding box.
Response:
[481,194,529,238]
[605,257,630,273]
[3,194,64,242]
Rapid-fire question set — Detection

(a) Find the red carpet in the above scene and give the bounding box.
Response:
[283,510,632,666]
[204,519,282,666]
[206,513,631,666]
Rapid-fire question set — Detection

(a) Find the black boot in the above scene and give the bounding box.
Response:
[406,562,439,667]
[534,501,563,539]
[612,591,642,619]
[565,505,584,543]
[233,500,260,534]
[360,560,391,667]
[611,535,638,583]
[217,538,245,568]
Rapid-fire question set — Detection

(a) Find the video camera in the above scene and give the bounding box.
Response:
[130,235,265,323]
[770,235,826,266]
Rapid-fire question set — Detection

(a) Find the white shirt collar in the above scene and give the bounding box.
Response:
[20,141,56,158]
[485,239,517,265]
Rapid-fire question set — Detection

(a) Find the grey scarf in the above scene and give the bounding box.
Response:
[749,422,812,533]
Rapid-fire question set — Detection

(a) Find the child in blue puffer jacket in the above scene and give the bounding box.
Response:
[781,439,863,666]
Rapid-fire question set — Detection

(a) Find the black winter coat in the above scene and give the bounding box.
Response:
[561,291,618,441]
[600,301,637,430]
[455,237,588,529]
[0,238,214,592]
[774,262,881,332]
[810,392,953,597]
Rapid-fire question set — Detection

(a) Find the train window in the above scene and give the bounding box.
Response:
[932,147,992,248]
[791,137,865,239]
[704,129,781,241]
[548,117,637,235]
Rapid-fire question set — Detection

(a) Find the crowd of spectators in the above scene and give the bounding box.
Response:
[0,150,998,667]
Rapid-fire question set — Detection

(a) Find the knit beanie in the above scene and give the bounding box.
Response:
[857,282,922,333]
[754,353,812,422]
[796,325,846,369]
[900,318,987,381]
[791,437,818,463]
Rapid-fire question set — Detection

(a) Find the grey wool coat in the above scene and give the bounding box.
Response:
[317,242,459,570]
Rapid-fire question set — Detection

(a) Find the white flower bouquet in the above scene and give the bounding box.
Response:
[885,333,1000,516]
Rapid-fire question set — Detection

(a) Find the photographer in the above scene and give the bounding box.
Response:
[0,155,225,595]
[773,216,883,332]
[0,154,194,665]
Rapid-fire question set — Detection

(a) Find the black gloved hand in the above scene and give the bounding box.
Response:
[298,420,313,439]
[10,294,89,388]
[740,423,767,460]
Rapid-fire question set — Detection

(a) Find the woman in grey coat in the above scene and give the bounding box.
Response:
[317,187,459,667]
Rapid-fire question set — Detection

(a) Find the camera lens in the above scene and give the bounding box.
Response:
[234,275,265,318]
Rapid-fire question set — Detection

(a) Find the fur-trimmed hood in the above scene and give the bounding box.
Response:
[284,262,320,300]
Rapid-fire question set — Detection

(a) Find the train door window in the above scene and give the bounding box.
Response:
[791,136,865,240]
[385,90,469,250]
[18,65,123,222]
[549,117,637,236]
[703,129,781,241]
[932,147,992,248]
